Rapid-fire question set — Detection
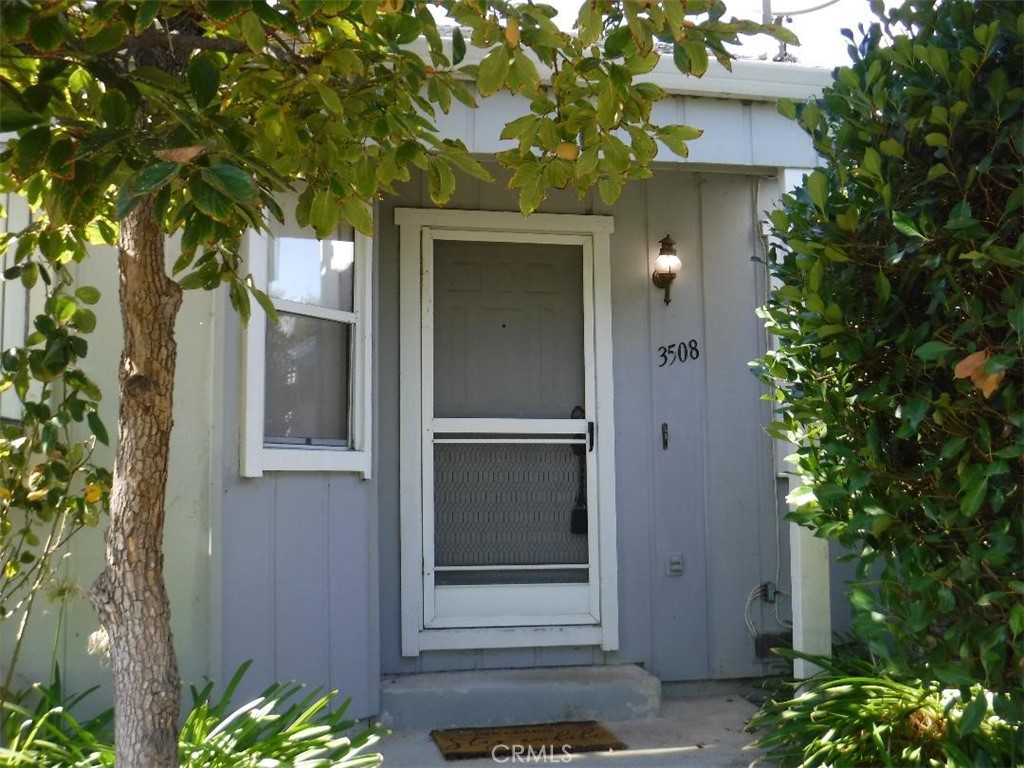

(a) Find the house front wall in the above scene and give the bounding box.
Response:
[214,86,825,718]
[376,164,786,681]
[3,69,838,722]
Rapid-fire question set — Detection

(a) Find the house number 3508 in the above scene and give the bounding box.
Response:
[657,339,700,367]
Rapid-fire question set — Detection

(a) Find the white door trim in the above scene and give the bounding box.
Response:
[395,208,618,657]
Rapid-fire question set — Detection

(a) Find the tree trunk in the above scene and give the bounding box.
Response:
[90,196,183,768]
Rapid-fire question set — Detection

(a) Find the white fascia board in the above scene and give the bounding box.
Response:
[644,58,832,102]
[402,38,831,103]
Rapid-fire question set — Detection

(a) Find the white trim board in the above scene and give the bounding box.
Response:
[399,39,832,102]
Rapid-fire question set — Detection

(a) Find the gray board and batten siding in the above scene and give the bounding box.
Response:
[376,165,786,681]
[217,90,825,719]
[218,167,785,719]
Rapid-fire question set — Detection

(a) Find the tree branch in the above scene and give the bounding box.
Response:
[131,29,248,54]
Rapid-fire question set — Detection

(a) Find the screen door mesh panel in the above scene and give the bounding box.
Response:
[434,443,588,567]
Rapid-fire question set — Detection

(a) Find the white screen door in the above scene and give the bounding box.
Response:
[397,209,618,654]
[425,235,599,628]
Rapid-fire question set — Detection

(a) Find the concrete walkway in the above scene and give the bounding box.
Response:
[378,695,763,768]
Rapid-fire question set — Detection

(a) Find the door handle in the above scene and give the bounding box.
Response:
[588,421,594,452]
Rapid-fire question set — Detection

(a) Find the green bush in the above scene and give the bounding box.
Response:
[752,651,1021,767]
[0,665,113,766]
[179,661,382,768]
[758,0,1022,696]
[0,662,382,767]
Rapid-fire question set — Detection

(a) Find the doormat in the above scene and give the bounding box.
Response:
[430,720,627,761]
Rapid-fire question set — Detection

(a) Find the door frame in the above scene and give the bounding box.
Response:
[395,208,618,657]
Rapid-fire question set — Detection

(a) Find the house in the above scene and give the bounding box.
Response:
[1,57,844,725]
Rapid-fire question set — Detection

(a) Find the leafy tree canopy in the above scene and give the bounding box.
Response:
[0,0,790,316]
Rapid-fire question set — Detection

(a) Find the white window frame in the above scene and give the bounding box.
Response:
[0,190,44,422]
[240,221,373,478]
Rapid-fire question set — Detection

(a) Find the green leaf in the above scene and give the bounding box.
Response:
[187,53,220,108]
[250,284,278,323]
[1010,602,1024,636]
[957,692,988,737]
[29,14,66,51]
[444,150,493,183]
[598,176,622,206]
[309,190,336,239]
[116,185,143,220]
[878,138,904,158]
[87,411,109,446]
[451,26,466,65]
[201,164,257,205]
[823,245,849,262]
[914,341,954,361]
[132,66,188,94]
[0,1,31,38]
[133,0,161,31]
[959,475,987,518]
[806,170,828,212]
[84,20,127,55]
[477,48,510,97]
[427,159,456,204]
[660,124,703,142]
[892,211,924,238]
[605,27,631,58]
[945,200,978,230]
[16,126,51,177]
[511,50,540,93]
[100,89,131,127]
[393,14,422,45]
[657,124,702,159]
[72,308,97,333]
[1009,302,1024,337]
[924,132,948,148]
[777,99,797,120]
[339,197,373,236]
[191,182,233,223]
[75,286,101,305]
[940,436,967,460]
[131,162,181,196]
[0,107,46,132]
[862,147,882,177]
[683,41,709,77]
[239,12,265,54]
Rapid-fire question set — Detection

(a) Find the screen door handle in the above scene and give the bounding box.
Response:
[588,421,594,452]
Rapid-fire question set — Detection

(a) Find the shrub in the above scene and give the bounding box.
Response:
[179,660,382,768]
[0,662,382,767]
[752,651,1021,767]
[758,0,1022,696]
[0,665,114,766]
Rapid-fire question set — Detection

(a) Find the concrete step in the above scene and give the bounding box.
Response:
[379,664,661,730]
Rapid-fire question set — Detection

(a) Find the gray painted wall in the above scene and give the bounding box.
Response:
[218,306,379,717]
[375,166,788,681]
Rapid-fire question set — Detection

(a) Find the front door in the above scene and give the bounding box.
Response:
[396,209,618,655]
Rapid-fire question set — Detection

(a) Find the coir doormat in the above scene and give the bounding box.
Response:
[430,720,627,761]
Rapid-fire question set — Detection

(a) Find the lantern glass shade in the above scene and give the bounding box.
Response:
[653,252,682,276]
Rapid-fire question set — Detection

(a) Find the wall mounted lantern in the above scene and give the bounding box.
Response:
[651,234,682,305]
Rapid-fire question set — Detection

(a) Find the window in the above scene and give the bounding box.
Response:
[241,199,372,477]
